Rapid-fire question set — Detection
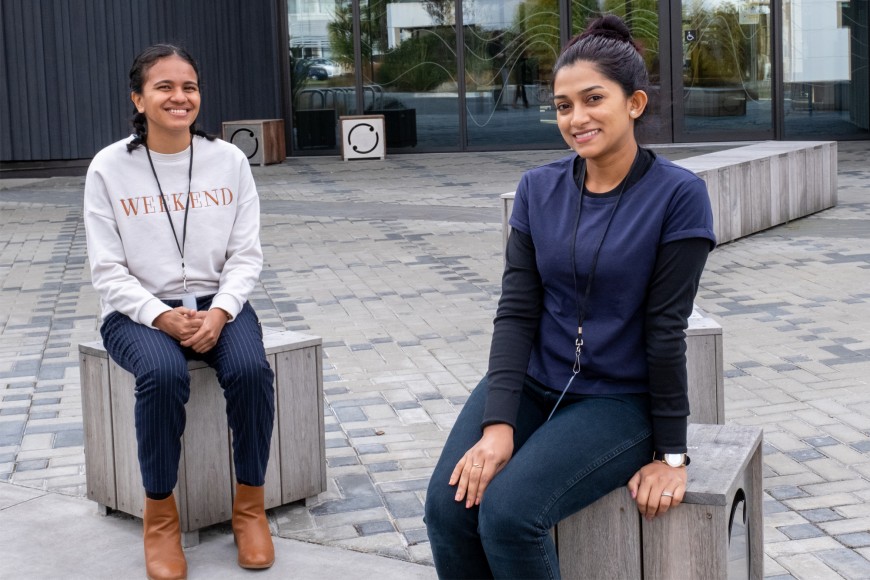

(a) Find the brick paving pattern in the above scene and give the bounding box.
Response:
[1,142,868,578]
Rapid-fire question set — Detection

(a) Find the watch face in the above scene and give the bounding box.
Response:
[664,453,683,468]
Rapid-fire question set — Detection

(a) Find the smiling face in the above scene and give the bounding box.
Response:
[131,54,201,153]
[553,60,646,162]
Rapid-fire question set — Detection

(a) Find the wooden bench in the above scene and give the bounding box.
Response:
[500,140,837,246]
[673,141,837,244]
[557,423,763,579]
[78,328,326,546]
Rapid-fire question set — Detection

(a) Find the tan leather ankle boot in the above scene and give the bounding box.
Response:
[143,495,187,580]
[232,484,275,569]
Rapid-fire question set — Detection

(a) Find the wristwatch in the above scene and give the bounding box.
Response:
[653,451,691,468]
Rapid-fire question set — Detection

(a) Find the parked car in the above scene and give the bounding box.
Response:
[308,58,341,77]
[308,66,328,80]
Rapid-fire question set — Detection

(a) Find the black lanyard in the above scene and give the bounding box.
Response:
[144,137,194,291]
[569,149,639,375]
[546,149,641,422]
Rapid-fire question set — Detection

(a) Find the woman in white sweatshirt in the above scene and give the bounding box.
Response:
[84,44,275,579]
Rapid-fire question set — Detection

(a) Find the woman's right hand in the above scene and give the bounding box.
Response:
[153,307,203,342]
[449,423,514,508]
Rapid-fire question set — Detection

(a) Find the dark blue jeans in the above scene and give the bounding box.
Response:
[425,375,653,579]
[101,297,275,494]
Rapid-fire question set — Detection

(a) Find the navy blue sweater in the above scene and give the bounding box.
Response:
[483,150,716,453]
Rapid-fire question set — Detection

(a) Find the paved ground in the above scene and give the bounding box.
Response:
[1,141,869,578]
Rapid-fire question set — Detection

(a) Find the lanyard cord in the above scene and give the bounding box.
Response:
[144,136,194,291]
[546,149,640,422]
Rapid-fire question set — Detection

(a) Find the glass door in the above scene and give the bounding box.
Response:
[360,0,460,150]
[288,0,357,153]
[675,0,774,141]
[463,0,564,149]
[572,0,668,143]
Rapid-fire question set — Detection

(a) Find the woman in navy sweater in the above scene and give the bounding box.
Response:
[425,15,716,579]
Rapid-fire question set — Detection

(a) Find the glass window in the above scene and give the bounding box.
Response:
[678,0,773,140]
[463,0,564,149]
[288,0,356,152]
[572,1,665,143]
[359,0,460,150]
[783,0,869,139]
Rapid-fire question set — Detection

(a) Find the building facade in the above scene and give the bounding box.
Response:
[2,0,868,163]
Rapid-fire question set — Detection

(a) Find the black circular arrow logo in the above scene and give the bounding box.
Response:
[230,128,259,160]
[347,123,379,155]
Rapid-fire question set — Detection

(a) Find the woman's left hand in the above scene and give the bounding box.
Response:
[180,308,228,353]
[627,461,687,520]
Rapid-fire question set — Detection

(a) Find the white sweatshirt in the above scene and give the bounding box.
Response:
[84,135,263,327]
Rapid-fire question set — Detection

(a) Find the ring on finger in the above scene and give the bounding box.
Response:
[472,464,483,469]
[661,491,674,498]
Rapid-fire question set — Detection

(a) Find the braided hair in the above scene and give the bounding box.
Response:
[553,15,649,112]
[127,44,215,152]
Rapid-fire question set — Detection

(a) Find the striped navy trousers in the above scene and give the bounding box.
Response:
[100,297,275,494]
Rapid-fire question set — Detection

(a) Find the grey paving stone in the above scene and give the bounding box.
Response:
[850,440,870,453]
[327,456,361,468]
[816,548,870,578]
[30,398,60,406]
[346,428,377,438]
[15,459,49,471]
[367,461,400,473]
[804,436,840,447]
[764,500,792,515]
[23,423,82,434]
[28,411,57,421]
[309,494,384,516]
[357,444,388,455]
[383,491,424,518]
[325,438,350,449]
[779,524,826,540]
[799,508,844,523]
[836,533,870,549]
[355,520,395,536]
[416,392,443,401]
[2,394,31,402]
[404,528,430,546]
[787,448,826,462]
[54,429,83,448]
[334,407,367,422]
[768,486,810,501]
[330,397,387,408]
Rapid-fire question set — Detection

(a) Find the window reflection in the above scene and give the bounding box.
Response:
[464,1,562,149]
[572,1,664,142]
[783,0,869,138]
[360,0,459,150]
[679,0,773,138]
[288,0,355,151]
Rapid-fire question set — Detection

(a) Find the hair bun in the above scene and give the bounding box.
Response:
[581,14,633,44]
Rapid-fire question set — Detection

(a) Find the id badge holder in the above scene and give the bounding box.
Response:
[181,293,198,311]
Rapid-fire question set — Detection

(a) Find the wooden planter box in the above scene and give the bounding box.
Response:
[222,119,286,166]
[79,329,325,546]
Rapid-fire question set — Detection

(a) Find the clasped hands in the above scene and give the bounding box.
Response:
[153,307,228,353]
[450,423,687,520]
